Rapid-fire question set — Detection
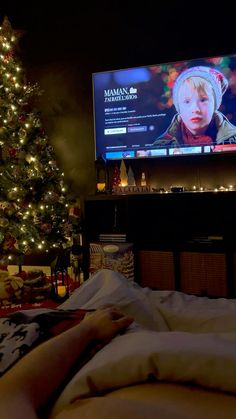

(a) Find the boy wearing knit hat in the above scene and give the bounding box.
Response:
[153,66,236,148]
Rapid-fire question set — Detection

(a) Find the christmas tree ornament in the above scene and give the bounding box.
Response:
[0,217,9,228]
[2,234,17,251]
[40,223,52,234]
[7,189,19,201]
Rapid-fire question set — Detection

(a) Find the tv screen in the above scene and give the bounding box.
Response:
[92,53,236,160]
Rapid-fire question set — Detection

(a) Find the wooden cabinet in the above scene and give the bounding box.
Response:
[84,192,236,297]
[180,252,227,297]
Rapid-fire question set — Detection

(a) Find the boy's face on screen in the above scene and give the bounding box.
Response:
[178,80,215,135]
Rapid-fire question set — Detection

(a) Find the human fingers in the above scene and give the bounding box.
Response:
[102,306,130,321]
[112,313,134,334]
[83,308,133,342]
[102,307,134,329]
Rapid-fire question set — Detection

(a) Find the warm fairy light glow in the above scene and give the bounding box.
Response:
[0,16,76,266]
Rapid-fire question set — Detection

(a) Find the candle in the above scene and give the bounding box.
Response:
[97,182,106,192]
[57,285,66,297]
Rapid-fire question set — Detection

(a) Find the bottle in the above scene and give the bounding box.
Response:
[141,172,147,187]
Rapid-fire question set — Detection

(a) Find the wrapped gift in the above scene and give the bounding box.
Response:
[89,242,134,281]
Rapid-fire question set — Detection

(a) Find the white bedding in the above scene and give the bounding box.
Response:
[50,269,236,417]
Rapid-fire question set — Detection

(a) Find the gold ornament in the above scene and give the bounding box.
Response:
[8,189,18,200]
[18,127,27,140]
[0,217,9,228]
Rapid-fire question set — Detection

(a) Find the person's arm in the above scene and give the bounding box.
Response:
[0,307,133,419]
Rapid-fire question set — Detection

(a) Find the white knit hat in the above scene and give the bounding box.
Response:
[173,66,228,112]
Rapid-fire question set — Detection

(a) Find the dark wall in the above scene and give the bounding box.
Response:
[1,1,236,197]
[30,62,96,198]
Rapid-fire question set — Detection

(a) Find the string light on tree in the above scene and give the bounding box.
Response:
[0,16,76,265]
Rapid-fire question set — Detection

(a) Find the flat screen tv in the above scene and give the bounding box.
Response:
[92,53,236,160]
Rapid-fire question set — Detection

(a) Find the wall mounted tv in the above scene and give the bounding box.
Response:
[92,53,236,160]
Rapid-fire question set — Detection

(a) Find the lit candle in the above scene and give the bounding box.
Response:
[57,285,66,297]
[97,182,106,192]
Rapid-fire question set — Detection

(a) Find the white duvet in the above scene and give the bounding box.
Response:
[50,269,236,417]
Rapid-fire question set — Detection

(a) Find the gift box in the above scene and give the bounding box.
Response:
[89,242,134,281]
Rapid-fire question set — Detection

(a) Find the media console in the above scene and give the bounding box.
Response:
[83,192,236,297]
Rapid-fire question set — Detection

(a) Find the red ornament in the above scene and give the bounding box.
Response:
[8,147,17,157]
[40,223,52,234]
[3,234,17,250]
[20,200,29,209]
[19,114,26,123]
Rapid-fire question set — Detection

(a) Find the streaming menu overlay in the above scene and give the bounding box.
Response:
[104,144,236,160]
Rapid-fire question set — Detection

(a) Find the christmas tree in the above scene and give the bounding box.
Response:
[0,17,74,266]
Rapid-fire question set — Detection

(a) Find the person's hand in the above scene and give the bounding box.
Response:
[81,307,134,344]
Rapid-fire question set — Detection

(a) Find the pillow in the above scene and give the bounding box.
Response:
[150,290,236,333]
[59,269,169,332]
